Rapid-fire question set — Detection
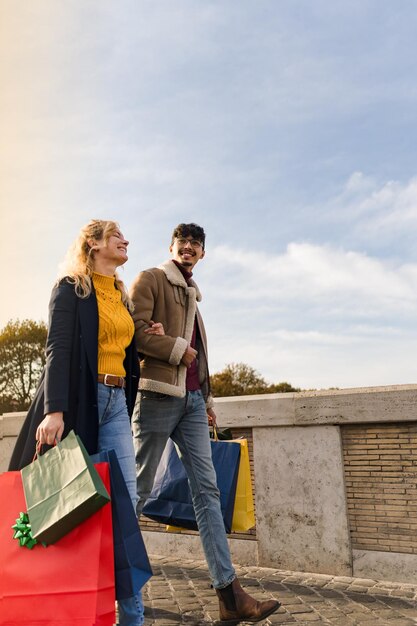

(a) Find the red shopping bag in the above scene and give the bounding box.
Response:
[0,463,115,626]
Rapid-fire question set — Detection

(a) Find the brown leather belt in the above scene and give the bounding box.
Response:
[98,374,126,388]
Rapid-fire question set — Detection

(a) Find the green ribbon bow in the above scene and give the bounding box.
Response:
[12,512,38,549]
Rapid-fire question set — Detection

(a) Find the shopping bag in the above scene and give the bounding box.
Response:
[231,439,255,531]
[91,449,152,599]
[21,430,110,545]
[167,438,256,533]
[0,463,115,626]
[142,438,240,533]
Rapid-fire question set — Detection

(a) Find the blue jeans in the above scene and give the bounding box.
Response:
[132,389,235,589]
[97,383,144,626]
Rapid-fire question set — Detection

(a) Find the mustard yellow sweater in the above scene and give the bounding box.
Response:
[92,273,134,377]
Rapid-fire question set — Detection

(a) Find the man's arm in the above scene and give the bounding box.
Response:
[130,270,190,365]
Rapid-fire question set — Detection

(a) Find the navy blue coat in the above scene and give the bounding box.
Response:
[9,279,139,470]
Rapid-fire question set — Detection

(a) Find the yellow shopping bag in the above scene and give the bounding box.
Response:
[166,437,255,533]
[231,438,255,532]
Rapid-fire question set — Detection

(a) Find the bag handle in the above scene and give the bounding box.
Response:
[33,438,60,462]
[209,424,234,441]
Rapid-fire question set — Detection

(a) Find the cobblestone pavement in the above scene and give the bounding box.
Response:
[139,555,417,626]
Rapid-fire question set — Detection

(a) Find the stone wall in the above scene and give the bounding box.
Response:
[2,384,417,583]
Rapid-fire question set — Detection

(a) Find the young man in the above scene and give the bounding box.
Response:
[130,223,280,622]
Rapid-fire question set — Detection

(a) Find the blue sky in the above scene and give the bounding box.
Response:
[2,1,417,389]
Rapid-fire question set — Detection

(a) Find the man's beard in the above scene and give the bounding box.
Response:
[180,259,193,267]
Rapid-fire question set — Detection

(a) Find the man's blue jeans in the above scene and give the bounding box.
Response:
[97,383,144,626]
[132,389,235,589]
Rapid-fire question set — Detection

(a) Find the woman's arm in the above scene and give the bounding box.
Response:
[37,280,78,445]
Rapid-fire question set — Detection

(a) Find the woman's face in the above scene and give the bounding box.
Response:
[93,229,129,267]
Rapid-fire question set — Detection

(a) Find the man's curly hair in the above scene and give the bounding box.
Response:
[171,223,206,249]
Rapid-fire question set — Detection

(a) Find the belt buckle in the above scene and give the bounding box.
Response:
[103,373,115,387]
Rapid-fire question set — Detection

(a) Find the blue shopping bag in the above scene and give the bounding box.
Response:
[91,450,152,599]
[142,439,241,533]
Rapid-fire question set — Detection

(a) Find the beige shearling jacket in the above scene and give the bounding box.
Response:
[130,260,214,408]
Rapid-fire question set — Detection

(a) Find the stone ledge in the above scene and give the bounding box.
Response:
[214,384,417,428]
[0,412,25,439]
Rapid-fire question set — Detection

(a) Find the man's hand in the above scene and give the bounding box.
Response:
[36,412,65,445]
[181,345,197,367]
[207,407,217,427]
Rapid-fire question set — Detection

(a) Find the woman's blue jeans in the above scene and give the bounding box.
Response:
[97,383,144,626]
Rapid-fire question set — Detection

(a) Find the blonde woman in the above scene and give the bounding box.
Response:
[10,219,162,626]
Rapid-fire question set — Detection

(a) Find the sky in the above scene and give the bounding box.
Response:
[2,1,417,390]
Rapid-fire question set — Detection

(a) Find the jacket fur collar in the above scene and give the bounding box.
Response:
[158,260,202,302]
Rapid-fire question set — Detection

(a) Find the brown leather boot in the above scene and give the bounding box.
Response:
[216,577,281,623]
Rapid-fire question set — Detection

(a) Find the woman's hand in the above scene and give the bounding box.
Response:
[36,412,65,445]
[144,320,165,336]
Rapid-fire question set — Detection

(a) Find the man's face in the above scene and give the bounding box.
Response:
[170,235,205,271]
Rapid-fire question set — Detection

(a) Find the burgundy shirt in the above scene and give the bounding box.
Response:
[172,260,200,391]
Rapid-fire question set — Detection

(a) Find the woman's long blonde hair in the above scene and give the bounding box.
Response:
[58,219,133,312]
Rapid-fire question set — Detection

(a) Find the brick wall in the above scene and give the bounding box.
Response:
[342,422,417,554]
[140,427,257,540]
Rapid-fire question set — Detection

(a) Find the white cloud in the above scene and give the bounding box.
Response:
[204,242,417,318]
[201,241,417,388]
[318,173,417,249]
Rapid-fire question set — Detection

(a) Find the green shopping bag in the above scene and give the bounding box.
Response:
[20,430,110,545]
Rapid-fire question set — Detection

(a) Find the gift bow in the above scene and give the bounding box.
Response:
[12,512,38,549]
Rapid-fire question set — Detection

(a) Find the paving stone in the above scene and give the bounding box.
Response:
[371,608,401,618]
[357,615,385,624]
[347,586,372,593]
[281,597,304,605]
[380,620,417,626]
[381,597,415,609]
[345,592,378,604]
[304,580,333,589]
[284,605,315,614]
[314,610,344,620]
[263,581,289,592]
[372,589,396,598]
[399,608,417,617]
[373,581,402,589]
[326,600,358,611]
[390,589,417,599]
[318,589,345,599]
[285,584,320,595]
[267,613,297,624]
[297,595,323,604]
[323,582,350,591]
[352,579,378,587]
[307,574,333,581]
